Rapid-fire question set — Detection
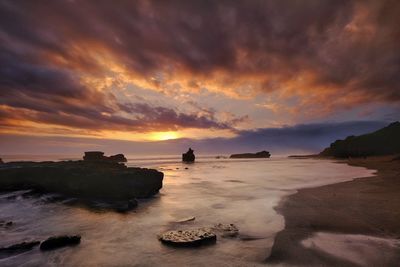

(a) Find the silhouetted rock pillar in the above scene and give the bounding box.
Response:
[182,148,195,163]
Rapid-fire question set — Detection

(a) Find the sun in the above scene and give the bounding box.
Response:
[150,131,180,141]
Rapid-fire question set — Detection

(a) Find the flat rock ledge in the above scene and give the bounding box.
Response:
[0,155,163,211]
[158,228,216,247]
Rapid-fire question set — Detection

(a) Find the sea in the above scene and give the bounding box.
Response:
[0,155,383,266]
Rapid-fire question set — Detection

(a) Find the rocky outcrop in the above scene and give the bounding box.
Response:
[182,148,195,162]
[0,153,163,211]
[0,158,3,164]
[83,151,127,162]
[40,235,81,251]
[230,150,271,158]
[320,121,400,158]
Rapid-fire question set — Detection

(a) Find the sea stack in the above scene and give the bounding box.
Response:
[0,158,3,164]
[182,148,195,163]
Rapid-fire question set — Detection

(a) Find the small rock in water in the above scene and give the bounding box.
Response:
[212,223,239,237]
[0,221,13,227]
[158,228,216,247]
[40,235,81,251]
[0,241,40,258]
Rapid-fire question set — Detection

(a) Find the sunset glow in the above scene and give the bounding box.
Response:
[150,131,180,141]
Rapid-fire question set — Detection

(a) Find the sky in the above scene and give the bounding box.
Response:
[0,0,399,155]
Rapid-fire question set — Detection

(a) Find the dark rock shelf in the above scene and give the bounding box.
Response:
[0,152,163,211]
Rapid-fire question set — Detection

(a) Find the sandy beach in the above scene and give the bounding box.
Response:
[267,155,400,266]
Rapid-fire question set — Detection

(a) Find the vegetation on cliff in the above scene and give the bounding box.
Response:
[320,122,400,158]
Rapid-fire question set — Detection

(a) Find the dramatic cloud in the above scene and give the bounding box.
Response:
[0,0,399,140]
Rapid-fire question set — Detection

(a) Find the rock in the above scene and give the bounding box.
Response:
[0,156,163,211]
[0,241,40,258]
[230,151,271,159]
[40,235,81,251]
[0,158,3,164]
[108,154,127,163]
[0,220,13,227]
[212,223,239,237]
[83,151,105,161]
[83,151,127,163]
[182,148,195,163]
[158,228,216,247]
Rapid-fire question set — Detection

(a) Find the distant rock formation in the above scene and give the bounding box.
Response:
[230,151,271,158]
[83,151,127,162]
[0,158,3,164]
[320,121,400,158]
[182,148,195,162]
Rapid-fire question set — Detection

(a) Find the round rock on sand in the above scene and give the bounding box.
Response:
[158,228,216,247]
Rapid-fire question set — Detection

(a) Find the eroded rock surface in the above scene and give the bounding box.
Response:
[158,228,216,247]
[212,223,239,237]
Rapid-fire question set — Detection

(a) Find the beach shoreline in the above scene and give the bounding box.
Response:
[267,155,400,266]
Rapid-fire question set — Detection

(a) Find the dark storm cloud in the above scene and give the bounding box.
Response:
[0,0,399,134]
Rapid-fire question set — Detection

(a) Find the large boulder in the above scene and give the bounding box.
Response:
[230,151,271,158]
[182,148,195,162]
[40,235,81,251]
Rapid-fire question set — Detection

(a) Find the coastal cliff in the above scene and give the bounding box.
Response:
[320,121,400,158]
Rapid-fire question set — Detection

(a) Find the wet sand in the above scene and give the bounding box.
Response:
[267,155,400,266]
